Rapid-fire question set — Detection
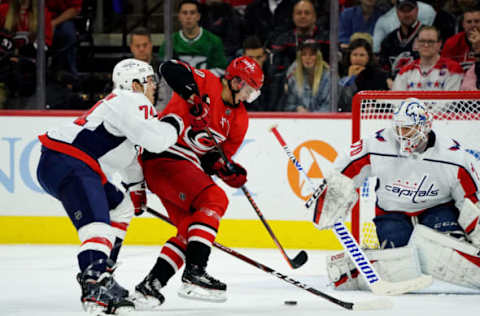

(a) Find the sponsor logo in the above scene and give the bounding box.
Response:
[286,140,337,201]
[334,223,379,284]
[384,175,438,203]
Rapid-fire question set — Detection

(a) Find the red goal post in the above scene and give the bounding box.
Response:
[350,91,480,247]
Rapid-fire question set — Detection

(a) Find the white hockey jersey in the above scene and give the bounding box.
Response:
[39,89,178,185]
[335,128,480,214]
[392,57,464,91]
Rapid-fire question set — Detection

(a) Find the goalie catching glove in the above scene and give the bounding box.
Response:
[128,181,147,216]
[313,170,358,230]
[201,151,247,188]
[188,94,210,132]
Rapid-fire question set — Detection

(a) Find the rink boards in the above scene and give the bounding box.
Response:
[0,111,353,249]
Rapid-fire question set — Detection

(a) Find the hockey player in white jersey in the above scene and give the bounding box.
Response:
[314,98,480,291]
[36,58,179,314]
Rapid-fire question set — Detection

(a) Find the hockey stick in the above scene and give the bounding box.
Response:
[146,206,392,311]
[269,124,433,295]
[203,128,307,269]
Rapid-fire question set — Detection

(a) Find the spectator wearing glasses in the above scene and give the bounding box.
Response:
[393,26,463,91]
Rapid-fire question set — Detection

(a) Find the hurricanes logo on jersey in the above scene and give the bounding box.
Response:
[184,128,225,155]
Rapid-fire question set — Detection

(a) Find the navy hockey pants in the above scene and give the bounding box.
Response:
[373,202,463,248]
[36,146,123,230]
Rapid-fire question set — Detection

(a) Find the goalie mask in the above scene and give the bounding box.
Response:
[112,58,155,92]
[392,98,432,156]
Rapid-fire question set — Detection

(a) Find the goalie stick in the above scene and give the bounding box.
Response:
[204,127,307,269]
[146,206,392,311]
[269,124,433,296]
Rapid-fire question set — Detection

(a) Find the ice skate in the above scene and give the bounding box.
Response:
[77,271,134,315]
[178,264,227,302]
[134,273,165,310]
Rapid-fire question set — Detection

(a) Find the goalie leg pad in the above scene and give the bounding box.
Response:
[326,245,422,291]
[458,199,480,247]
[409,224,480,289]
[313,170,358,230]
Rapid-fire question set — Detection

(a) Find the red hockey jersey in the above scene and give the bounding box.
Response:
[148,65,249,170]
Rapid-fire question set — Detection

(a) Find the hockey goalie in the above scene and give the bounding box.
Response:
[314,98,480,292]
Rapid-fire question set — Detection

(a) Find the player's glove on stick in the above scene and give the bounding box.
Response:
[129,181,147,216]
[201,151,247,188]
[188,94,210,131]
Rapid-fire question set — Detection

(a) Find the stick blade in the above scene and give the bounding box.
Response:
[352,298,394,311]
[291,250,308,269]
[370,274,433,296]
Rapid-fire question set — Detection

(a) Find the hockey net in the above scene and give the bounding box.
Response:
[351,91,480,249]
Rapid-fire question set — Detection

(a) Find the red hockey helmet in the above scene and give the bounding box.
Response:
[225,56,264,90]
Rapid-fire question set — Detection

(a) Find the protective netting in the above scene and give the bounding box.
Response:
[360,99,480,121]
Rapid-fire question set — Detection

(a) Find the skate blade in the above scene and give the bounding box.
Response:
[132,291,163,311]
[83,300,135,315]
[82,301,109,315]
[177,283,227,303]
[115,305,135,315]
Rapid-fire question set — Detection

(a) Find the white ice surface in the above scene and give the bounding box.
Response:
[1,245,479,316]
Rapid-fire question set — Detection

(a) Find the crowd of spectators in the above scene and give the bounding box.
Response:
[1,0,480,111]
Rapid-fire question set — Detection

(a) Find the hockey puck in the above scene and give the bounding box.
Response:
[284,300,298,306]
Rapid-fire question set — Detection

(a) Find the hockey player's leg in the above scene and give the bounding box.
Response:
[409,224,480,289]
[106,183,135,298]
[134,235,187,310]
[326,245,424,291]
[133,199,188,310]
[373,212,414,248]
[327,212,426,292]
[178,185,228,302]
[59,171,134,313]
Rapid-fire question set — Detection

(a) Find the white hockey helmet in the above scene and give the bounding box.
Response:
[112,58,155,91]
[392,98,432,156]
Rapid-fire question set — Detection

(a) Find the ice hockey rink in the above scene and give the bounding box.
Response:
[1,245,479,316]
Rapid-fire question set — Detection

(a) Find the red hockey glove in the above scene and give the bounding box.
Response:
[188,94,210,132]
[200,151,247,188]
[129,182,147,216]
[218,161,248,188]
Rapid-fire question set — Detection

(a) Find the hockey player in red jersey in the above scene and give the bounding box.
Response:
[134,57,263,307]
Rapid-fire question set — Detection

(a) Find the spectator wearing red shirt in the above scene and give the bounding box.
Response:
[441,6,480,72]
[46,0,82,77]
